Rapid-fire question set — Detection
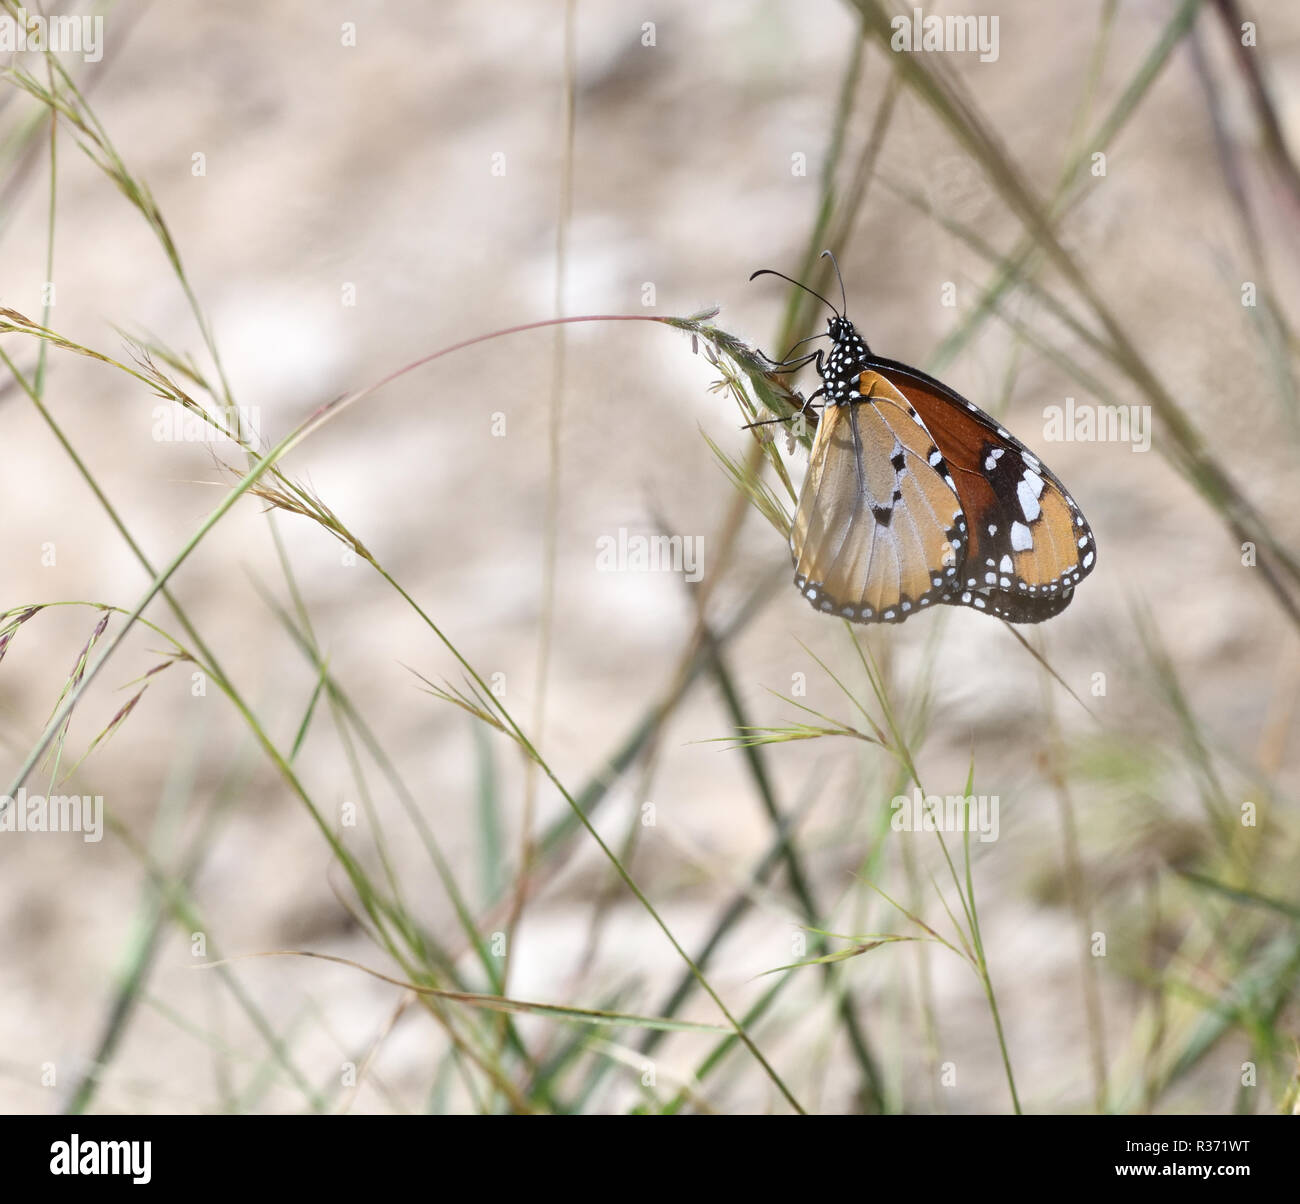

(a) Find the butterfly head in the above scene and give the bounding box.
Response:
[751,251,861,350]
[826,315,868,343]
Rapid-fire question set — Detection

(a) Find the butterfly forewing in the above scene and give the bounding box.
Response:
[791,371,966,623]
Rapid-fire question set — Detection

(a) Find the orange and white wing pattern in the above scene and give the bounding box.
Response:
[791,370,968,623]
[875,360,1097,623]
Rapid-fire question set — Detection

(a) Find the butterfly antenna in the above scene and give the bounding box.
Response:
[748,268,840,317]
[820,249,847,317]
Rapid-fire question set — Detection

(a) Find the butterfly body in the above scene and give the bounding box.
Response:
[784,314,1097,626]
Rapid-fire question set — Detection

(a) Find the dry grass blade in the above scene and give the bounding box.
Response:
[760,933,923,976]
[712,718,880,749]
[0,604,44,665]
[40,609,111,767]
[248,478,375,565]
[197,950,733,1034]
[699,429,793,539]
[406,666,519,745]
[72,657,188,771]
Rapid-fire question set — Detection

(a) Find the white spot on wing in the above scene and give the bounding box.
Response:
[1017,478,1042,522]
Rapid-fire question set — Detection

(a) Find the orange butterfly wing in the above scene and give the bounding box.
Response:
[870,361,1097,621]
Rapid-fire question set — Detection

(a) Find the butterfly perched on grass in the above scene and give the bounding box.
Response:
[751,252,1096,625]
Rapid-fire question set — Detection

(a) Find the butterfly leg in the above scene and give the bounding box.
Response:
[741,384,826,431]
[799,385,827,414]
[765,348,824,375]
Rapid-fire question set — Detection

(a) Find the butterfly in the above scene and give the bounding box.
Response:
[751,252,1096,625]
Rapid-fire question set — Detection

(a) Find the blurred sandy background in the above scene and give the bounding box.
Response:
[1,0,1299,1114]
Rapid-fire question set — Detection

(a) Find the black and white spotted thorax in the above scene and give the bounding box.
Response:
[822,317,872,402]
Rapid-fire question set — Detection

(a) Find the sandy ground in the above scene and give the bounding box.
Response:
[1,0,1298,1113]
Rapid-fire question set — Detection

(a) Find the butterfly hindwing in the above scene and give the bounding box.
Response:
[869,361,1097,622]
